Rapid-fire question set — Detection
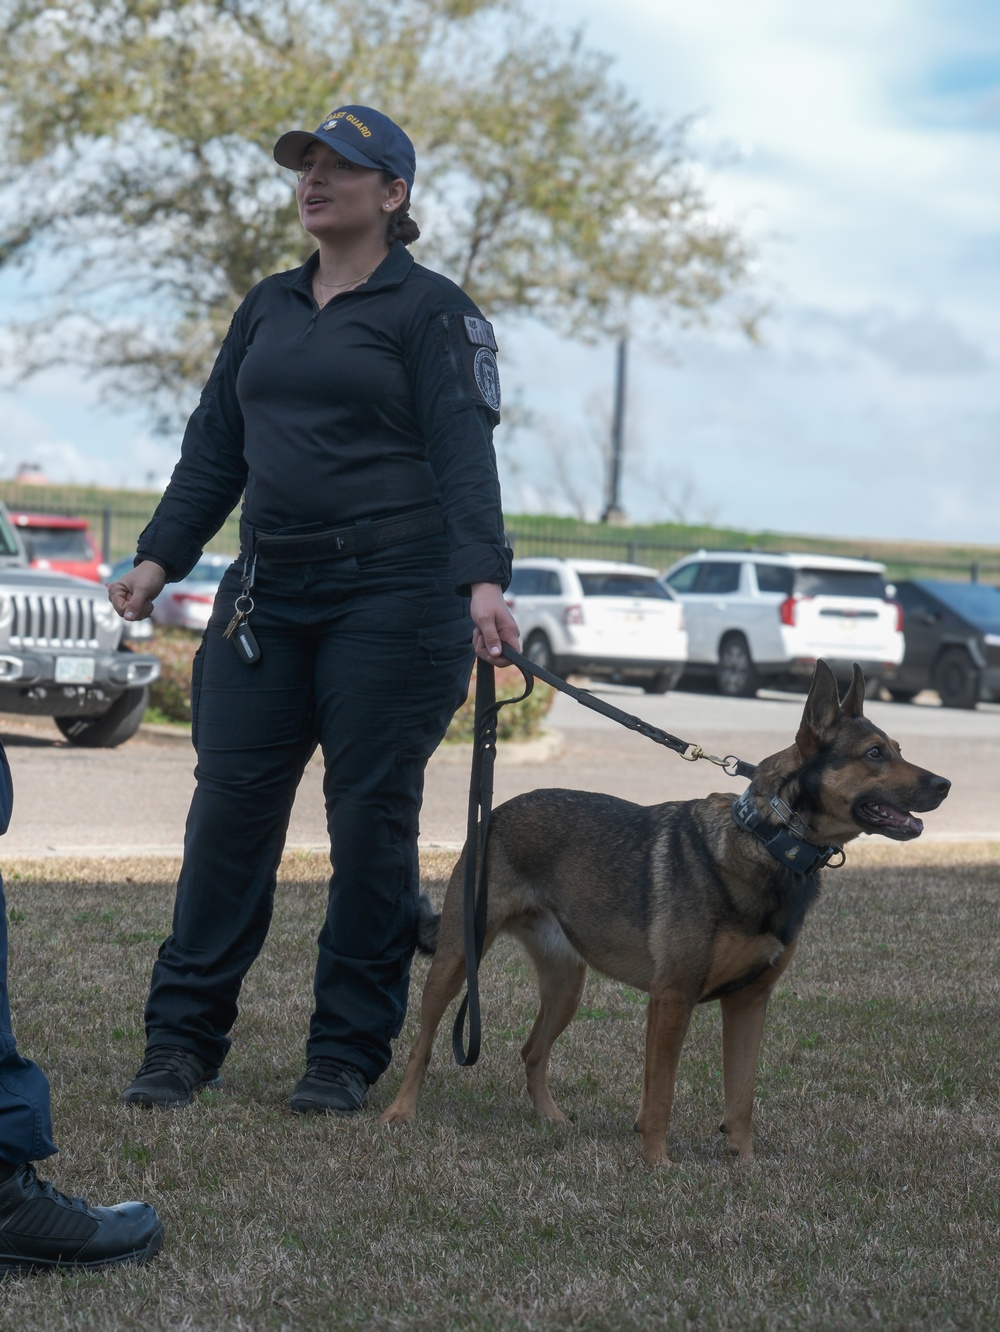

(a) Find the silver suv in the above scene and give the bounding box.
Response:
[661,551,903,697]
[0,504,160,745]
[505,557,688,693]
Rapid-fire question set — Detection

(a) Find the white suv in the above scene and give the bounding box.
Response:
[661,551,903,697]
[505,557,688,693]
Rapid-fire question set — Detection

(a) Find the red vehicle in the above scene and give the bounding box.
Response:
[8,512,108,582]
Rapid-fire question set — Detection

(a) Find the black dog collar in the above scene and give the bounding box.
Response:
[732,788,844,877]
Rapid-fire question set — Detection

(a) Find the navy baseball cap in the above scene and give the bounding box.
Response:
[273,105,416,192]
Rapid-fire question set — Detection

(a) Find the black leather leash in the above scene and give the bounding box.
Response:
[450,647,757,1067]
[500,645,759,781]
[451,659,533,1066]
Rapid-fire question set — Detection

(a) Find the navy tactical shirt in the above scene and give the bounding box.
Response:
[136,242,511,593]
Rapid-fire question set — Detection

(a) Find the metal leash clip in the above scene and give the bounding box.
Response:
[682,745,743,777]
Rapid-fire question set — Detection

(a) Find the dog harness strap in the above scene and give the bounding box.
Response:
[500,645,758,780]
[453,660,534,1067]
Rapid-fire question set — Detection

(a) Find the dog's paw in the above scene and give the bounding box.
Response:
[379,1103,416,1127]
[642,1147,677,1169]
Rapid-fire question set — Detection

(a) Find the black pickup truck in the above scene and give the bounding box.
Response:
[0,503,160,746]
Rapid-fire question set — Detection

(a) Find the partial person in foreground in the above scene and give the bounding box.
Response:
[0,738,163,1275]
[109,103,519,1118]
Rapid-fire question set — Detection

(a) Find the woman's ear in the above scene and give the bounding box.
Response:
[383,177,408,212]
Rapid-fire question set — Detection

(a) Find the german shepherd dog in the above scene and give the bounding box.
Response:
[382,661,950,1166]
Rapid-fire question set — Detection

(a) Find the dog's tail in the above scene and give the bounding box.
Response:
[416,893,440,955]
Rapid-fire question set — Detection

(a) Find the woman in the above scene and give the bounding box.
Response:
[110,104,519,1117]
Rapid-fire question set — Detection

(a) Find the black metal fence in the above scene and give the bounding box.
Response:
[0,486,241,564]
[506,521,1000,584]
[0,484,995,584]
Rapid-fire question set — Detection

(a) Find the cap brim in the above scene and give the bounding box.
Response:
[272,128,382,172]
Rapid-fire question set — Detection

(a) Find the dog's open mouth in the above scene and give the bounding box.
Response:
[855,800,925,840]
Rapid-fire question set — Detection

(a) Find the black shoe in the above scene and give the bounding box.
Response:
[122,1046,221,1108]
[0,1164,163,1275]
[288,1058,370,1116]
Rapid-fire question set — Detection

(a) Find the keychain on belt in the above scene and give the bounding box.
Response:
[223,553,261,664]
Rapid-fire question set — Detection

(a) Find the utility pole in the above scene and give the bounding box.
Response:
[602,335,628,524]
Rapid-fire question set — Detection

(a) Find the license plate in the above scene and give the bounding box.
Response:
[55,656,95,684]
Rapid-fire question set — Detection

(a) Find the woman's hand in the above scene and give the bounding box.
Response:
[107,560,168,621]
[470,582,521,665]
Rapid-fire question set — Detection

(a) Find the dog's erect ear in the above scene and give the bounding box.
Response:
[796,659,841,758]
[843,663,866,718]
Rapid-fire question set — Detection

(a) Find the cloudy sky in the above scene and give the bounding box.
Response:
[2,0,998,546]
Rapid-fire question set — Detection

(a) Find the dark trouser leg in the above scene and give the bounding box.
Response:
[306,552,473,1083]
[142,613,317,1066]
[0,875,58,1164]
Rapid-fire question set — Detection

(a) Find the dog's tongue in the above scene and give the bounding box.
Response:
[881,805,924,835]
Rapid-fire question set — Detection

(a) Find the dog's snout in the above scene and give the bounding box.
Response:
[927,773,951,805]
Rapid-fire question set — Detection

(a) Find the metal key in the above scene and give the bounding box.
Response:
[223,607,246,640]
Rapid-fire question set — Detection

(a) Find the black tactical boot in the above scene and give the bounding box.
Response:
[0,1163,163,1275]
[122,1045,222,1108]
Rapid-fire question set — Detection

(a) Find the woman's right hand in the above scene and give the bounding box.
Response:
[470,581,521,665]
[107,559,168,621]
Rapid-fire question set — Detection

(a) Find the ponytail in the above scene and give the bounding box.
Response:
[391,208,421,246]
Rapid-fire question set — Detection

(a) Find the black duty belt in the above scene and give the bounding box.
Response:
[248,506,444,562]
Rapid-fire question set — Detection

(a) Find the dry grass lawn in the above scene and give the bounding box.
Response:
[0,840,998,1330]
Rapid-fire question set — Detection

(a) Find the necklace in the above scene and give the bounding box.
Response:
[315,266,376,289]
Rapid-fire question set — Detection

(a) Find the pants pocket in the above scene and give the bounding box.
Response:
[417,614,474,668]
[189,637,207,750]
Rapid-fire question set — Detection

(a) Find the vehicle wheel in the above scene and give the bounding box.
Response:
[642,670,674,695]
[524,631,555,674]
[717,635,758,698]
[887,687,919,704]
[933,648,979,710]
[864,675,883,702]
[55,685,150,748]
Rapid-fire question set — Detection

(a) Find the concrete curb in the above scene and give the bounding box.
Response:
[428,728,565,766]
[138,723,567,765]
[138,722,193,743]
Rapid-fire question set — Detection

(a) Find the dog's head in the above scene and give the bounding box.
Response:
[757,660,950,846]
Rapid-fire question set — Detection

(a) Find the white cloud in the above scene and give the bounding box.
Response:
[0,367,177,490]
[495,0,1000,544]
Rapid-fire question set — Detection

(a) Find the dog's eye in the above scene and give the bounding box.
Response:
[866,746,883,760]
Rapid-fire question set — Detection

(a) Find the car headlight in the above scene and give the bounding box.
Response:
[93,599,119,633]
[121,617,154,642]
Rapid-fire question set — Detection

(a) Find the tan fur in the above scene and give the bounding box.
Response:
[382,662,950,1166]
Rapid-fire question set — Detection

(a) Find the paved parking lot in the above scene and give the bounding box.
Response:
[0,683,995,857]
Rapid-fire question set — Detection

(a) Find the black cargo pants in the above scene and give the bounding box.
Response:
[141,533,473,1084]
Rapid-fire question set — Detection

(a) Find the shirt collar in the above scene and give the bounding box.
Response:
[280,240,413,294]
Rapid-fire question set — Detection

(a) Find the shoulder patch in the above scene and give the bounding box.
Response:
[463,314,498,351]
[472,347,502,412]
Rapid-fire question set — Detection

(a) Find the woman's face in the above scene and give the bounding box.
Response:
[295,142,405,246]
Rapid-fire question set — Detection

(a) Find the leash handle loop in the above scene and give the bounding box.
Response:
[451,659,532,1067]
